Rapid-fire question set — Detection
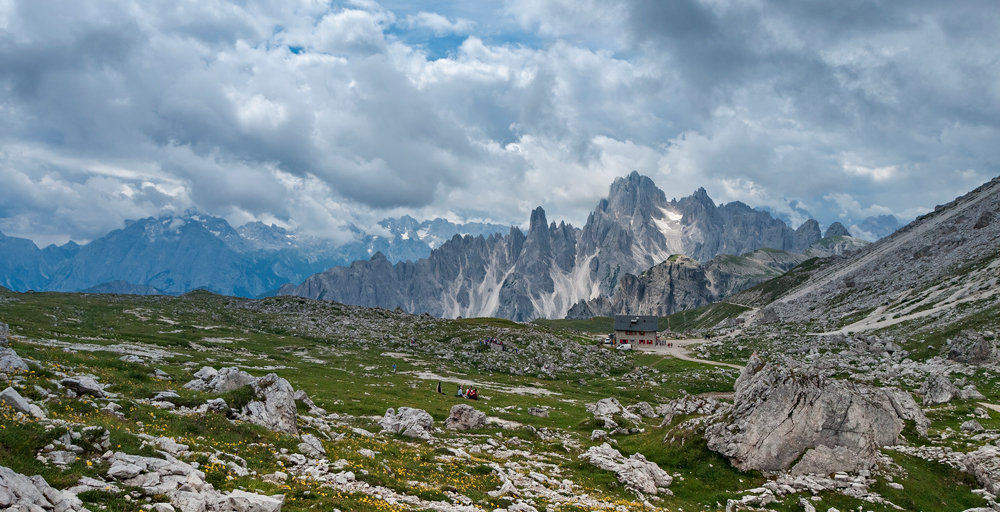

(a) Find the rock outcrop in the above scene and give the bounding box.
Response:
[298,434,326,458]
[98,452,285,512]
[245,374,299,435]
[579,443,673,495]
[0,465,89,512]
[945,330,997,365]
[0,323,28,374]
[917,373,982,405]
[965,445,1000,495]
[705,355,928,474]
[444,404,487,430]
[60,377,106,398]
[0,386,31,414]
[184,366,255,393]
[183,367,299,434]
[570,250,809,318]
[379,407,434,439]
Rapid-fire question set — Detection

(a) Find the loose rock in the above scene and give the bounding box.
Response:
[445,404,487,430]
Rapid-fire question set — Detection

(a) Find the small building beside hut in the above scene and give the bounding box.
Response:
[613,315,659,346]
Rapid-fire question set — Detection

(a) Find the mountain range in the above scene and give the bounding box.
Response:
[280,172,875,320]
[0,214,510,297]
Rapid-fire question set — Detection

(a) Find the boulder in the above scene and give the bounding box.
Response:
[0,465,51,509]
[444,404,487,430]
[244,374,298,434]
[298,434,326,458]
[527,407,549,417]
[225,489,284,512]
[0,386,31,414]
[626,402,658,419]
[101,452,285,511]
[379,407,434,439]
[945,330,997,364]
[184,366,255,394]
[61,376,106,398]
[579,443,673,495]
[920,374,960,405]
[790,445,867,476]
[705,354,928,474]
[0,465,89,511]
[193,366,218,381]
[587,397,641,422]
[966,445,1000,495]
[588,397,623,417]
[0,323,27,373]
[205,398,228,413]
[961,420,984,432]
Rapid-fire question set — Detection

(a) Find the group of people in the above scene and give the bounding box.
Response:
[457,386,479,400]
[434,382,479,400]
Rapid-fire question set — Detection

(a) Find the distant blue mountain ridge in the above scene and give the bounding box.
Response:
[0,213,512,297]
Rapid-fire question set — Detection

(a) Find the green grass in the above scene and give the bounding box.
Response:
[729,256,824,307]
[1,286,996,512]
[533,317,616,334]
[661,303,750,333]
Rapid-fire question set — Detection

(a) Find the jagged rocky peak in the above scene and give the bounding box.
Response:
[824,222,851,238]
[603,171,669,218]
[794,219,821,246]
[282,172,831,321]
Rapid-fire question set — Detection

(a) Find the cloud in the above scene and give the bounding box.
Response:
[0,0,996,248]
[403,12,475,36]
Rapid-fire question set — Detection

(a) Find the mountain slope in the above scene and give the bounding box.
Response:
[283,172,824,320]
[566,249,808,318]
[734,176,1000,332]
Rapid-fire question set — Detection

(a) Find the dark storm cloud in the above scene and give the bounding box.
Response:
[0,0,997,245]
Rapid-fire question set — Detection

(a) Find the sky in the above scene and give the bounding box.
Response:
[0,0,998,247]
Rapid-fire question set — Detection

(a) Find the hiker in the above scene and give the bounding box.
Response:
[456,385,463,397]
[392,363,397,373]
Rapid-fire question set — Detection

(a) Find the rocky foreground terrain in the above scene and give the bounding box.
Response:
[2,264,1000,512]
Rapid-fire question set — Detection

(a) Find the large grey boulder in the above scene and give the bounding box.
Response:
[101,452,285,511]
[244,374,298,434]
[945,330,997,364]
[705,354,928,474]
[61,376,106,398]
[586,397,641,422]
[920,373,961,405]
[379,407,434,439]
[184,366,255,394]
[579,443,673,495]
[444,404,487,430]
[626,402,658,419]
[0,386,31,414]
[966,445,1000,495]
[298,434,326,458]
[0,322,28,374]
[0,465,88,511]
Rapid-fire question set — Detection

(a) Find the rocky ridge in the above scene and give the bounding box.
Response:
[283,172,830,321]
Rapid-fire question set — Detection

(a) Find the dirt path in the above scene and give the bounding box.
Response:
[977,402,1000,414]
[636,338,745,370]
